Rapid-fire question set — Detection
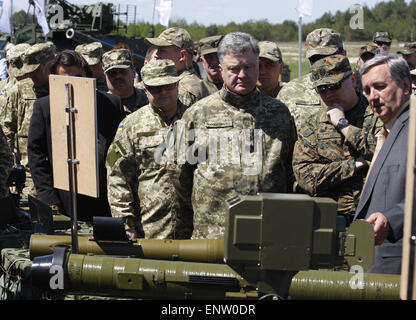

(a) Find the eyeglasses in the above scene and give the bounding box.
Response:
[315,74,351,94]
[145,82,177,94]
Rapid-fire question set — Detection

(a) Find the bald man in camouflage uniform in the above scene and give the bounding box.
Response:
[198,35,224,94]
[106,59,193,239]
[177,32,297,239]
[277,28,346,131]
[292,55,381,225]
[75,42,108,91]
[1,43,55,198]
[103,48,148,116]
[145,27,210,108]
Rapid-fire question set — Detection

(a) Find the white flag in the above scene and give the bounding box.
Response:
[33,0,50,36]
[155,0,172,27]
[296,0,313,17]
[0,0,12,34]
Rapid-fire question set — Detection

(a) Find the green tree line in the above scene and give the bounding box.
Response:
[121,0,416,42]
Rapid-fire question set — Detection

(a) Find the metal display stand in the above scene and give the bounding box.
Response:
[65,83,79,254]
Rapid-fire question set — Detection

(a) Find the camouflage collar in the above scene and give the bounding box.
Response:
[151,100,185,125]
[220,86,260,109]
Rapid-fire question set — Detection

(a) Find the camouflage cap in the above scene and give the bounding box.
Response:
[6,43,31,78]
[140,59,180,86]
[21,42,56,75]
[258,41,282,62]
[311,55,352,88]
[305,28,343,59]
[198,35,224,56]
[145,27,194,53]
[373,31,392,44]
[75,42,103,65]
[102,48,133,73]
[397,42,416,55]
[359,43,379,57]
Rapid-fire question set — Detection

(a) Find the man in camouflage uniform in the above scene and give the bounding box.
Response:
[292,55,381,225]
[1,43,55,199]
[103,48,148,116]
[277,28,346,131]
[397,42,416,70]
[0,125,13,199]
[145,27,209,107]
[106,59,193,240]
[373,31,392,53]
[0,44,31,96]
[177,32,297,239]
[198,35,224,94]
[355,43,380,94]
[256,41,284,98]
[75,42,108,91]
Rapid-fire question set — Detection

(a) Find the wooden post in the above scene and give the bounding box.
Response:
[400,94,416,300]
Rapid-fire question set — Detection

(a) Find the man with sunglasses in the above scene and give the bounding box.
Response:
[277,28,346,132]
[106,59,193,240]
[103,48,148,116]
[293,55,381,225]
[372,31,392,53]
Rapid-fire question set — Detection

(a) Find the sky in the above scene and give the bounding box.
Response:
[14,0,414,26]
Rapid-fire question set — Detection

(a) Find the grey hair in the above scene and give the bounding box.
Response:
[361,53,411,92]
[217,32,259,64]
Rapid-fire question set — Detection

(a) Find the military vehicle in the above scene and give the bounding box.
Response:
[11,0,146,67]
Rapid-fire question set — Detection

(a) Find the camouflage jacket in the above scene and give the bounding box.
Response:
[106,102,193,239]
[1,78,39,167]
[277,73,325,130]
[177,87,297,239]
[178,69,210,107]
[201,77,222,95]
[292,93,382,222]
[0,125,13,198]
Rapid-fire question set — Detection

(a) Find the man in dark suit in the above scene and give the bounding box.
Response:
[354,54,412,274]
[28,50,125,222]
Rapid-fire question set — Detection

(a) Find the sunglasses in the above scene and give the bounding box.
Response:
[315,74,351,94]
[375,41,391,47]
[145,82,177,94]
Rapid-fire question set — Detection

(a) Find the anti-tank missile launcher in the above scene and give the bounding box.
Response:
[30,193,375,299]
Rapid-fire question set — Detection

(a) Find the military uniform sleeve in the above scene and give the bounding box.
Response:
[106,123,139,230]
[344,116,381,161]
[0,125,13,198]
[1,88,18,163]
[292,123,356,196]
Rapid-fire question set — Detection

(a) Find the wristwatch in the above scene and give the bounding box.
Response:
[335,118,349,131]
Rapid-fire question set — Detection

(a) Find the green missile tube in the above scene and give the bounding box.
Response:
[289,270,400,300]
[31,249,258,300]
[29,234,224,262]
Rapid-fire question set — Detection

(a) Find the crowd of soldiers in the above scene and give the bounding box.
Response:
[0,26,414,275]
